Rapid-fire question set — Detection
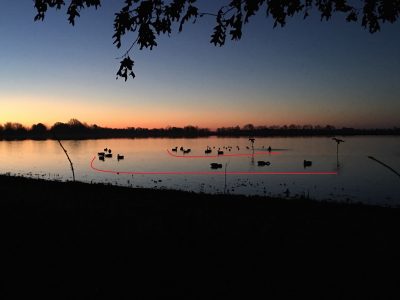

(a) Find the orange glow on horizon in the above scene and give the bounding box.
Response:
[1,94,398,130]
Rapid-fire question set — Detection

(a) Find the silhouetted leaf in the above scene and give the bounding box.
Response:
[138,23,157,49]
[179,5,198,32]
[117,56,135,81]
[229,13,243,40]
[346,10,358,22]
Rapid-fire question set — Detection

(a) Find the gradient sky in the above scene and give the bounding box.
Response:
[0,1,399,129]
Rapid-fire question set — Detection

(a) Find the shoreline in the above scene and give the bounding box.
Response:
[1,174,400,297]
[1,132,400,141]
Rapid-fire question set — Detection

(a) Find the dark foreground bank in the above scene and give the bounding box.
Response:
[1,175,399,298]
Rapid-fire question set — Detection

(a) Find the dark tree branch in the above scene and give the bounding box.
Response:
[33,0,400,80]
[368,156,400,179]
[55,136,76,182]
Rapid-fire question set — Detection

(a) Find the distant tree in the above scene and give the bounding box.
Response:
[2,122,27,137]
[3,122,26,132]
[302,124,314,130]
[243,123,255,131]
[31,123,48,134]
[325,124,336,130]
[183,125,198,133]
[51,122,70,134]
[33,0,400,80]
[68,118,85,127]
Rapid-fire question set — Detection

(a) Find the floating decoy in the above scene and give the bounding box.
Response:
[98,152,105,156]
[117,154,124,160]
[303,160,312,167]
[172,147,178,152]
[205,146,212,154]
[217,150,224,155]
[210,163,223,169]
[99,156,105,161]
[105,153,112,158]
[183,149,191,154]
[257,161,271,166]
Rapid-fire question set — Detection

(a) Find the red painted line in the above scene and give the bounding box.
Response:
[166,149,281,158]
[90,157,337,176]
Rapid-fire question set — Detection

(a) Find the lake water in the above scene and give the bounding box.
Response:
[1,136,399,206]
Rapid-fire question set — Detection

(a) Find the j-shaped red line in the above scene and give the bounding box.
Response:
[91,157,337,176]
[166,149,281,158]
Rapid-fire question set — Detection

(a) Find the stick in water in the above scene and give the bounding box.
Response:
[368,156,400,179]
[56,137,75,182]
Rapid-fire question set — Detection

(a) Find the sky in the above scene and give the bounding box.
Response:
[0,0,399,130]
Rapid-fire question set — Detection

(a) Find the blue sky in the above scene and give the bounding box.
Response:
[0,0,399,129]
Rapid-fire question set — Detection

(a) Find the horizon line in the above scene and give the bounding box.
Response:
[1,119,399,131]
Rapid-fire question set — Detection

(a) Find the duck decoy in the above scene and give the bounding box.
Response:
[210,163,223,169]
[303,160,312,167]
[117,154,124,160]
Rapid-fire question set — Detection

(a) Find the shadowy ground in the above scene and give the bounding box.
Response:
[1,175,399,298]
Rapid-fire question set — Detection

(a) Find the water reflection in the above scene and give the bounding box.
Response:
[0,136,399,206]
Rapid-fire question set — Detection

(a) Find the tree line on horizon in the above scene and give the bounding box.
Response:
[0,119,399,140]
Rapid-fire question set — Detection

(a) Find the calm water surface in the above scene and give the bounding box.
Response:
[1,136,399,206]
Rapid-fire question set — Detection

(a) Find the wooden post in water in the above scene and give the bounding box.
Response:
[332,138,345,167]
[249,138,255,166]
